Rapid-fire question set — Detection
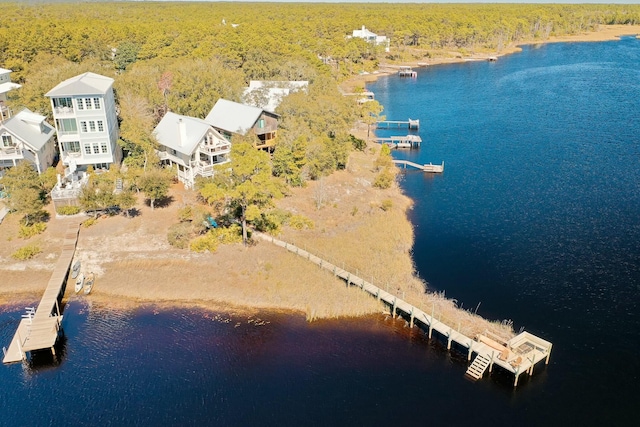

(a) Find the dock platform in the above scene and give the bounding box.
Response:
[257,233,553,387]
[3,221,81,364]
[393,159,444,173]
[376,119,419,130]
[374,135,422,148]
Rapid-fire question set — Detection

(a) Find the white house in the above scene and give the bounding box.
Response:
[154,112,231,189]
[352,26,390,52]
[0,108,56,174]
[242,80,308,113]
[0,68,22,122]
[45,72,122,171]
[205,99,279,151]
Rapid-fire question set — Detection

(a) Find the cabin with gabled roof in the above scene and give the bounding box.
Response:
[0,108,56,174]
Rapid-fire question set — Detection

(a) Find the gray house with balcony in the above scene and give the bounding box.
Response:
[45,72,122,171]
[154,112,231,189]
[0,108,56,174]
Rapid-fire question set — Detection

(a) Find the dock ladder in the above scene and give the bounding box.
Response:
[465,354,491,380]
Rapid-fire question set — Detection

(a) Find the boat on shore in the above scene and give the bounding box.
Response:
[71,260,81,279]
[84,273,95,295]
[74,272,84,293]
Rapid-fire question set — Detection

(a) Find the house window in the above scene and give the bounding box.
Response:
[53,97,73,110]
[80,121,88,133]
[92,144,100,154]
[2,134,14,147]
[170,149,176,155]
[93,98,101,109]
[97,121,104,132]
[84,144,92,155]
[77,98,84,110]
[64,141,80,153]
[89,121,96,132]
[101,142,108,153]
[258,119,265,128]
[56,119,78,135]
[85,98,93,110]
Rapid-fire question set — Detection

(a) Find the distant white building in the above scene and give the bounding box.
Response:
[154,112,231,189]
[45,72,122,171]
[351,26,390,52]
[242,80,308,113]
[0,68,22,122]
[205,99,279,151]
[0,108,56,174]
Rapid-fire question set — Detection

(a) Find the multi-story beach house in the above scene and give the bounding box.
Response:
[0,108,56,174]
[351,25,390,52]
[154,112,231,189]
[45,72,122,171]
[205,99,279,152]
[0,68,22,122]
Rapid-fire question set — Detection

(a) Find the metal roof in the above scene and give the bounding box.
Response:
[153,112,226,156]
[45,72,113,97]
[204,99,263,136]
[1,108,55,151]
[0,81,21,95]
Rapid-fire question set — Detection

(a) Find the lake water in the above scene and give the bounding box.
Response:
[2,38,639,426]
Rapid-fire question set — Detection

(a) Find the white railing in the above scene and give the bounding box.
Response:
[54,106,74,115]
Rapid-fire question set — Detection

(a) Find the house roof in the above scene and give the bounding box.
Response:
[353,26,377,38]
[0,81,21,95]
[243,81,309,112]
[45,72,114,97]
[205,99,264,136]
[0,68,12,74]
[1,108,55,151]
[153,111,225,156]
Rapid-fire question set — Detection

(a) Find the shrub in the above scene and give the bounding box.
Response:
[216,224,243,244]
[381,199,393,211]
[177,205,194,222]
[189,231,219,253]
[288,214,315,230]
[373,167,394,189]
[167,222,193,249]
[18,222,47,239]
[82,217,97,228]
[12,244,42,260]
[57,205,81,216]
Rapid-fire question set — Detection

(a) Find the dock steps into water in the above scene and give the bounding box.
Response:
[466,354,491,380]
[393,160,444,173]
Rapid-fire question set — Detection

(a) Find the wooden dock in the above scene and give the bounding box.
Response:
[376,119,420,130]
[2,221,81,364]
[398,66,417,78]
[393,159,444,173]
[257,233,553,387]
[374,135,422,148]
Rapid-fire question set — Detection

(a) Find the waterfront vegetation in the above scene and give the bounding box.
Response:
[1,2,638,327]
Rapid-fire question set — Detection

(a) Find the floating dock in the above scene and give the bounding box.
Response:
[257,233,553,388]
[376,119,420,130]
[393,159,444,173]
[3,221,81,364]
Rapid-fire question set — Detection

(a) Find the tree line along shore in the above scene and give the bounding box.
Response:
[1,3,639,339]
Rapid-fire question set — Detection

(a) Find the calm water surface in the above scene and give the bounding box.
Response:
[2,38,639,426]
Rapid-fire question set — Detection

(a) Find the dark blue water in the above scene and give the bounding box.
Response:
[2,39,639,426]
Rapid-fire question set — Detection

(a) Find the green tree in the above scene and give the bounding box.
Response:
[272,135,307,186]
[2,163,46,225]
[199,140,283,244]
[360,100,385,139]
[139,168,172,210]
[114,41,140,72]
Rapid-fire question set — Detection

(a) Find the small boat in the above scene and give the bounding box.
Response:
[71,260,81,279]
[75,272,85,293]
[84,273,95,295]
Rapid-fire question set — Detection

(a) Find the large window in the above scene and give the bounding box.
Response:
[84,144,91,155]
[1,134,14,147]
[64,141,80,153]
[77,98,84,110]
[100,142,108,153]
[53,97,73,110]
[97,121,104,132]
[84,98,93,110]
[92,144,100,154]
[89,121,96,132]
[93,98,101,109]
[80,121,88,133]
[56,119,78,135]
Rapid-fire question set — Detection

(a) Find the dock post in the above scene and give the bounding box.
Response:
[467,340,473,361]
[447,328,452,350]
[392,298,397,318]
[346,274,350,287]
[514,367,521,387]
[489,351,495,373]
[529,354,536,376]
[410,308,414,328]
[545,344,552,364]
[428,323,433,339]
[55,299,60,316]
[376,289,381,301]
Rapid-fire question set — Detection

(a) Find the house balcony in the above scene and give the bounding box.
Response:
[0,146,23,160]
[200,143,230,154]
[51,171,89,201]
[254,124,278,135]
[53,106,75,116]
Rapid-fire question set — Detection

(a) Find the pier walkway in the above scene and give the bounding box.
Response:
[374,134,422,148]
[3,220,82,364]
[256,233,552,387]
[393,159,444,173]
[376,119,420,130]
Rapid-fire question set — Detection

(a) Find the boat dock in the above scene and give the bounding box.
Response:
[2,221,81,364]
[393,159,444,173]
[374,135,422,148]
[398,66,417,78]
[257,233,553,387]
[376,119,420,130]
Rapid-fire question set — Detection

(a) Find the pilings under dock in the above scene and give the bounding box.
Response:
[257,233,553,388]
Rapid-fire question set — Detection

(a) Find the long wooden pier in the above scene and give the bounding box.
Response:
[257,233,552,387]
[376,119,420,130]
[393,159,444,173]
[3,221,81,364]
[374,134,422,148]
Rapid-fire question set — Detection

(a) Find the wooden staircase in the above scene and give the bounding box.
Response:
[465,354,491,380]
